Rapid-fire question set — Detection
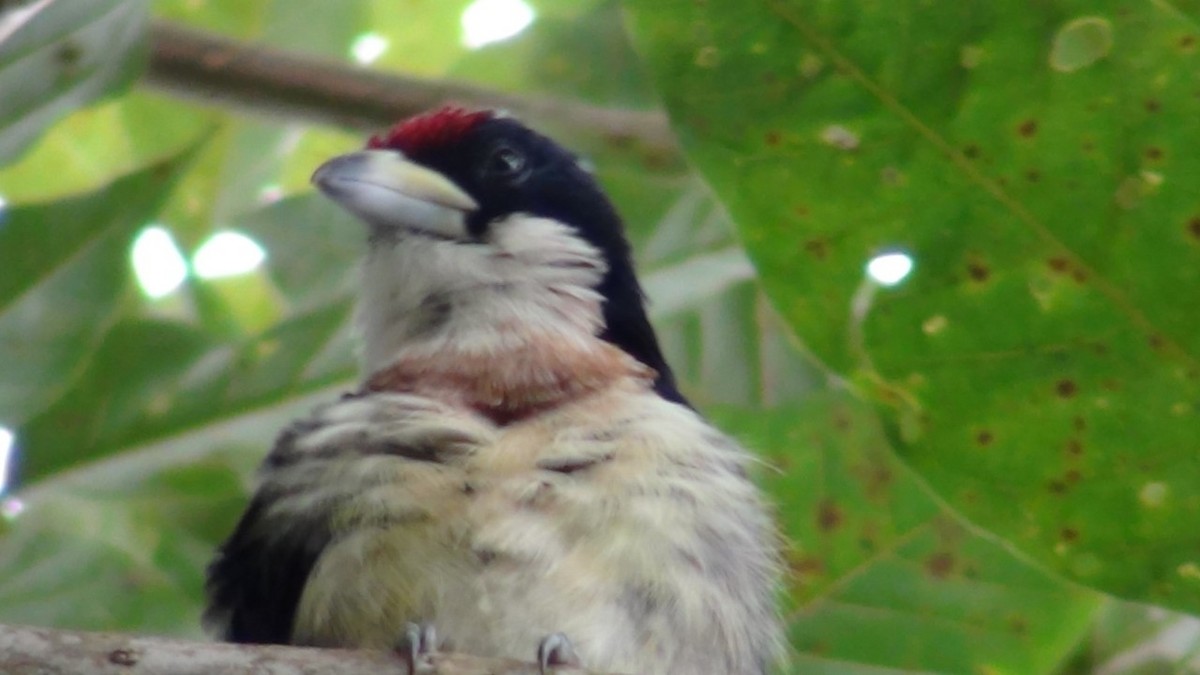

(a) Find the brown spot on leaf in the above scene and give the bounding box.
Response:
[963,143,981,159]
[1047,479,1068,495]
[817,499,843,532]
[793,204,810,218]
[57,41,83,69]
[1181,35,1197,51]
[1082,140,1095,153]
[1187,217,1200,240]
[1145,146,1164,161]
[1150,334,1166,351]
[925,552,956,579]
[1025,169,1041,183]
[1065,468,1082,483]
[1065,438,1084,456]
[803,239,828,260]
[786,550,825,579]
[1055,379,1078,398]
[966,260,990,282]
[1017,119,1038,138]
[976,429,994,446]
[1009,616,1029,635]
[1071,267,1088,283]
[863,465,893,498]
[764,130,782,146]
[1048,256,1070,273]
[1145,99,1161,113]
[1060,527,1080,542]
[1072,416,1086,431]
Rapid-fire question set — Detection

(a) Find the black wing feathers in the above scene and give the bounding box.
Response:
[204,495,331,644]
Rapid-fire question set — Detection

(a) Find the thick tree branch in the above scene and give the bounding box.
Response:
[143,20,678,158]
[0,622,611,675]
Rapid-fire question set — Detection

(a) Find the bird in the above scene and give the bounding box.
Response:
[203,106,782,674]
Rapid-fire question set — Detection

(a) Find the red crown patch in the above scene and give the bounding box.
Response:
[368,106,494,155]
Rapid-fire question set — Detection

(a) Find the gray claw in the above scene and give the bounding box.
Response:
[537,632,582,674]
[397,622,437,673]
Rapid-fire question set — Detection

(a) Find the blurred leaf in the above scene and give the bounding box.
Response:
[452,0,656,107]
[715,395,1102,674]
[238,193,361,307]
[0,153,191,427]
[0,410,323,634]
[152,0,269,40]
[0,92,211,203]
[15,319,214,484]
[1061,601,1200,675]
[0,0,148,164]
[626,0,1200,613]
[642,246,754,316]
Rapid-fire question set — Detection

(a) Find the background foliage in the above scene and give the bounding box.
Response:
[0,0,1197,673]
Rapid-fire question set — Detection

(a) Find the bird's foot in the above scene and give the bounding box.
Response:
[537,632,582,674]
[396,622,438,674]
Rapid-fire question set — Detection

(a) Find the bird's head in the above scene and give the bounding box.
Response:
[312,107,684,404]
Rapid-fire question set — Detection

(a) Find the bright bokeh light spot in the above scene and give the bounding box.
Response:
[866,252,914,286]
[0,193,9,226]
[461,0,535,49]
[350,32,389,64]
[0,426,13,495]
[193,230,266,279]
[131,226,188,298]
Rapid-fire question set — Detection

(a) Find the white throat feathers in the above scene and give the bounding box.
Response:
[355,215,655,422]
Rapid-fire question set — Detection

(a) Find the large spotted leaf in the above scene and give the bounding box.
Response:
[625,0,1200,612]
[715,397,1101,674]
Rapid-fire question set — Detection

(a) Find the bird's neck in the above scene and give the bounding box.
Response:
[364,327,654,425]
[354,230,655,423]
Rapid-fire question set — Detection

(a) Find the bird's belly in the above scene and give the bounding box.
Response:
[294,467,641,667]
[292,389,775,674]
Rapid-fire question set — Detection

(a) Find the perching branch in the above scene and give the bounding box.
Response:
[143,21,678,158]
[0,622,611,675]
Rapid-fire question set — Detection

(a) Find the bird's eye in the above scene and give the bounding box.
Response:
[481,144,529,182]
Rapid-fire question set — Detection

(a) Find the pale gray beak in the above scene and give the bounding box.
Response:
[311,150,478,240]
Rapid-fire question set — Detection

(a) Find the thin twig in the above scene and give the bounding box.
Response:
[142,20,677,158]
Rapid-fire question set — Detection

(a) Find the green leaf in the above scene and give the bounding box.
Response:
[1,438,278,634]
[625,0,1200,612]
[451,0,656,107]
[0,154,192,427]
[0,92,213,204]
[0,0,148,164]
[238,193,361,306]
[15,319,214,483]
[714,397,1101,674]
